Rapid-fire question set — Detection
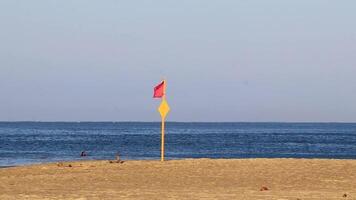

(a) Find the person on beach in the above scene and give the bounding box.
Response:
[116,152,120,161]
[80,151,87,157]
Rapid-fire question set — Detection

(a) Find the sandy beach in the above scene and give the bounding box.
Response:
[0,159,355,200]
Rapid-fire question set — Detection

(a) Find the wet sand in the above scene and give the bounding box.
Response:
[0,159,355,199]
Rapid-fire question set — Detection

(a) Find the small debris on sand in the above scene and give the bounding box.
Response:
[260,186,269,191]
[68,164,72,167]
[343,193,347,198]
[109,160,124,164]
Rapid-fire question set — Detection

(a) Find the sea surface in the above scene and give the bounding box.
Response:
[1,122,356,167]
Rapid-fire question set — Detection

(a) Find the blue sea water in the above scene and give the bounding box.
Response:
[1,122,356,167]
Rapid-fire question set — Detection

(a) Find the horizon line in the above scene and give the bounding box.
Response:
[0,121,355,124]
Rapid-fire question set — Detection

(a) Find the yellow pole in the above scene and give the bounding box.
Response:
[161,80,166,162]
[161,115,165,162]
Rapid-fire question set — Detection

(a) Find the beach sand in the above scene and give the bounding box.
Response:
[0,159,355,199]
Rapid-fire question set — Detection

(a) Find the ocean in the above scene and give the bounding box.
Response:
[1,122,356,167]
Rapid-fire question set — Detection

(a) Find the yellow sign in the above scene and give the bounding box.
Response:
[158,99,170,119]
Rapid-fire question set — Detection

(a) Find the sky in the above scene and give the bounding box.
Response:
[0,0,355,122]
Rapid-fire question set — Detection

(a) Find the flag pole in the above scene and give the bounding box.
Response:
[155,79,169,162]
[161,80,166,162]
[161,113,165,162]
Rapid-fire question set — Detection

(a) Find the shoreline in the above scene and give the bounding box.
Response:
[0,166,13,169]
[1,158,356,199]
[2,157,356,168]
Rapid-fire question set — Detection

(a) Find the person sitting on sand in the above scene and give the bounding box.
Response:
[109,152,124,164]
[116,152,120,161]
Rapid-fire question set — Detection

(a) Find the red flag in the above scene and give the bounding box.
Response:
[153,81,165,98]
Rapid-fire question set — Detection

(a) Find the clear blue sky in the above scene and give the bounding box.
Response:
[0,1,355,122]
